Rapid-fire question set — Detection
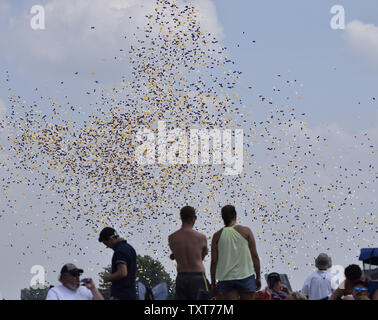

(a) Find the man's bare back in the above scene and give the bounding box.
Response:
[168,228,208,273]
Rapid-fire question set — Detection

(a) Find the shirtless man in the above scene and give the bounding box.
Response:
[168,206,209,300]
[211,205,261,300]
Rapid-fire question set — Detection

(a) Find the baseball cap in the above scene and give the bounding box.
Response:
[267,272,281,289]
[60,263,84,275]
[98,227,119,242]
[267,272,281,282]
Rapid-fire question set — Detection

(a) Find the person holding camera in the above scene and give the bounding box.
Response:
[258,272,291,300]
[46,263,104,300]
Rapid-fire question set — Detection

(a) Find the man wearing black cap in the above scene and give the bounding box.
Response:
[46,263,104,300]
[99,227,137,300]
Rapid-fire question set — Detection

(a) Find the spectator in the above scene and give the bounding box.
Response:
[352,280,370,301]
[46,263,103,300]
[168,206,210,300]
[330,264,366,300]
[210,205,261,300]
[301,253,334,300]
[99,227,137,300]
[259,272,291,300]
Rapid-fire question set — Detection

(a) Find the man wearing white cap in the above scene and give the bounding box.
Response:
[301,253,334,300]
[46,263,104,300]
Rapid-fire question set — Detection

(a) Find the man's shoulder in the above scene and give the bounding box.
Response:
[168,230,182,245]
[192,229,207,239]
[48,285,63,293]
[212,228,223,241]
[119,240,135,249]
[46,285,62,299]
[115,240,136,255]
[168,229,180,239]
[235,224,252,232]
[307,270,332,279]
[304,271,317,281]
[234,225,252,238]
[170,228,206,240]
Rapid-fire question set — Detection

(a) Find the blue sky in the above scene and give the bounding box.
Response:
[215,0,378,130]
[2,0,378,130]
[0,0,377,299]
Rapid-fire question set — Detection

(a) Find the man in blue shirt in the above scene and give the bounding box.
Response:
[99,227,137,300]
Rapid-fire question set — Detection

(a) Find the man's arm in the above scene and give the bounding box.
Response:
[329,288,344,300]
[247,228,261,290]
[201,235,209,261]
[85,279,104,300]
[210,232,219,286]
[102,263,127,282]
[168,235,175,260]
[301,277,310,298]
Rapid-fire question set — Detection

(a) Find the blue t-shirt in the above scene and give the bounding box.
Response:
[111,240,137,300]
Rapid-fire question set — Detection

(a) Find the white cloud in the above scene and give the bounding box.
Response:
[1,0,223,70]
[344,20,378,67]
[192,0,224,38]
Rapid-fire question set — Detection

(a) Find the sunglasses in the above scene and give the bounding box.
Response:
[353,287,368,292]
[69,271,81,277]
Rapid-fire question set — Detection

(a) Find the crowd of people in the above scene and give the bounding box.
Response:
[45,205,378,301]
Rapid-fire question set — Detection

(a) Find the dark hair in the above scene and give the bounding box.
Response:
[180,206,196,223]
[98,227,119,242]
[345,264,362,281]
[221,205,237,225]
[354,280,368,288]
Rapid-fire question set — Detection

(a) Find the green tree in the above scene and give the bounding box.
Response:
[98,255,175,299]
[20,285,51,300]
[98,265,112,300]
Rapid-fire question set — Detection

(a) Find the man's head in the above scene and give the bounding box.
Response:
[98,227,120,248]
[345,264,362,282]
[352,280,370,300]
[315,253,332,270]
[267,272,281,290]
[221,205,237,226]
[180,206,196,226]
[59,263,83,291]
